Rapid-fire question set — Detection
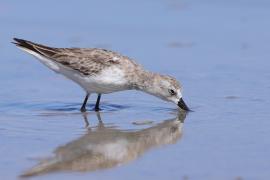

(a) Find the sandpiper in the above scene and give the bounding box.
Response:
[13,38,190,112]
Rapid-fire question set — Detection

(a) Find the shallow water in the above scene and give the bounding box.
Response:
[1,0,270,179]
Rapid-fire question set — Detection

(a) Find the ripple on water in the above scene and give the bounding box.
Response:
[0,101,132,116]
[0,100,180,138]
[0,100,178,116]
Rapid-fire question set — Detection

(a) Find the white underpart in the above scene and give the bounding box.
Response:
[18,47,60,72]
[80,67,128,93]
[18,47,128,94]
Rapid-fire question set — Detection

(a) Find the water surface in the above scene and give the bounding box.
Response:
[1,0,270,179]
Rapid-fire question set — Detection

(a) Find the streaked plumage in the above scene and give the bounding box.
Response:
[13,38,190,111]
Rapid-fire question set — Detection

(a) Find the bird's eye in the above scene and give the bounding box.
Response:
[169,89,176,96]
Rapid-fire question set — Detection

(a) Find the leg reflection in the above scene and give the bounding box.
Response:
[22,111,186,177]
[81,111,105,129]
[82,112,89,128]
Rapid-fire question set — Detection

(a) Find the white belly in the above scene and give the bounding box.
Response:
[70,67,129,94]
[19,47,128,94]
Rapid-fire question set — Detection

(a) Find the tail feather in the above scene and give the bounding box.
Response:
[12,38,62,72]
[13,38,58,58]
[13,38,38,53]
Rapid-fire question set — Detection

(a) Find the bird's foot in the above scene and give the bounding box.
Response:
[80,107,87,112]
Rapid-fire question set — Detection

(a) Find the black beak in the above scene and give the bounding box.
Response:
[178,98,190,111]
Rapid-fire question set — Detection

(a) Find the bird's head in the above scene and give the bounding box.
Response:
[144,74,190,111]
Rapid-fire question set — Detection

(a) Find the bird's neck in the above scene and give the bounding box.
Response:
[131,70,158,93]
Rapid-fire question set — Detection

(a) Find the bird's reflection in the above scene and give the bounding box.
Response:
[22,111,186,177]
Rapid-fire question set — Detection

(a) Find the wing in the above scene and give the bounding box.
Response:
[13,38,121,76]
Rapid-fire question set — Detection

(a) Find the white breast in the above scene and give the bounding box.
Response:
[18,47,129,94]
[51,64,128,94]
[80,67,128,93]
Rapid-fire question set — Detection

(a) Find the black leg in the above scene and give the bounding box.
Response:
[80,93,89,112]
[95,94,101,111]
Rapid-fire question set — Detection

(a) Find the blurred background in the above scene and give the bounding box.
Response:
[0,0,270,179]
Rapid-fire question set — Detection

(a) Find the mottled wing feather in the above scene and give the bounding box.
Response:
[49,48,121,75]
[13,38,121,76]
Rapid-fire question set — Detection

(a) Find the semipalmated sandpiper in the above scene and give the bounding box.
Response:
[13,38,189,111]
